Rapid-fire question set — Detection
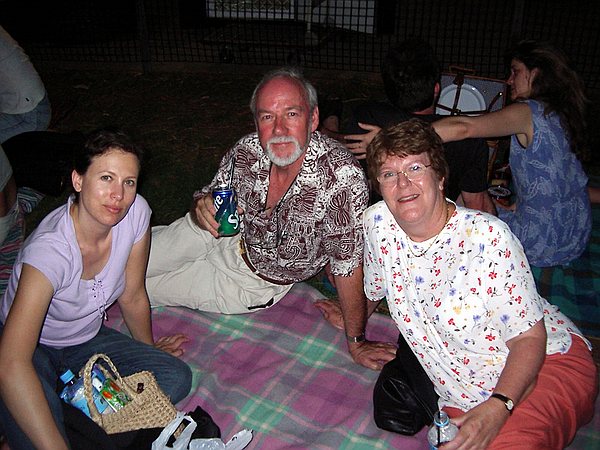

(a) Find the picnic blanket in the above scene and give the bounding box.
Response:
[105,282,600,450]
[0,193,597,448]
[532,204,600,337]
[0,187,44,294]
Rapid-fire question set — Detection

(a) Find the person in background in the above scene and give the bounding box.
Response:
[145,67,396,371]
[0,128,192,450]
[589,186,600,203]
[433,40,591,267]
[314,38,496,332]
[0,25,51,144]
[342,38,496,215]
[365,119,597,449]
[0,145,17,246]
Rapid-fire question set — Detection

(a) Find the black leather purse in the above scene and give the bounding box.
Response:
[373,333,439,435]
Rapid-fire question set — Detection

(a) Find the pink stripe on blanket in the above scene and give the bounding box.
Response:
[106,283,429,449]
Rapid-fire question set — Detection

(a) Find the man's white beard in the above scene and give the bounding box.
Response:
[265,136,306,167]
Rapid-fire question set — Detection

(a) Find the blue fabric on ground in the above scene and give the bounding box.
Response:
[532,204,600,337]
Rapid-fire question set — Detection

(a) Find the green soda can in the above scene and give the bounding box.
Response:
[212,184,240,236]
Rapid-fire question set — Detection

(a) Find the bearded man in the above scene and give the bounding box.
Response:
[146,67,396,370]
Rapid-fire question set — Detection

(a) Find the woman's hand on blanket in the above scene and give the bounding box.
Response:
[349,341,397,371]
[154,333,190,357]
[314,299,344,330]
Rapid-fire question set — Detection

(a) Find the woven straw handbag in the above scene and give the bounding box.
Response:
[82,353,177,434]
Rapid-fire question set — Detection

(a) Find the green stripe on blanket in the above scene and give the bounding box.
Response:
[532,204,600,337]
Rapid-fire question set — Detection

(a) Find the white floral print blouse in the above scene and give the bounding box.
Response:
[363,201,588,411]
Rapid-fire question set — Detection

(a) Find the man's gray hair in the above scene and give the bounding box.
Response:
[249,67,318,118]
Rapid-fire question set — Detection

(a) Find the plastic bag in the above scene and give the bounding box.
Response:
[152,412,252,450]
[152,412,197,450]
[189,430,253,450]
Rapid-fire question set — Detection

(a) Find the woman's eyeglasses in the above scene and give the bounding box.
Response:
[376,163,432,185]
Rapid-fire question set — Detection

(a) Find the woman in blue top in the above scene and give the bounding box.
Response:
[433,40,591,267]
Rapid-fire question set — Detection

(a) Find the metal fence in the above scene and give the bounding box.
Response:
[2,0,599,93]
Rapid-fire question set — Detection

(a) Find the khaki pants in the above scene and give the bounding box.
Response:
[146,213,292,314]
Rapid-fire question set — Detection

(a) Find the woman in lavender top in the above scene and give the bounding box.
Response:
[0,128,191,450]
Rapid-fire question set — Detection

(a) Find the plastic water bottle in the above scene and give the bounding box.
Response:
[427,410,459,449]
[60,369,91,417]
[60,368,110,417]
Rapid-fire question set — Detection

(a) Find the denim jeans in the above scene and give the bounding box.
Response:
[0,93,52,144]
[0,323,192,450]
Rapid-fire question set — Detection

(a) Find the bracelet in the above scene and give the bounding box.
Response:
[346,332,366,343]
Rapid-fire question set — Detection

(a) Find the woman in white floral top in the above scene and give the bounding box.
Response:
[364,119,597,449]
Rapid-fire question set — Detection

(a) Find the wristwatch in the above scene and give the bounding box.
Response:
[346,332,366,343]
[491,393,514,414]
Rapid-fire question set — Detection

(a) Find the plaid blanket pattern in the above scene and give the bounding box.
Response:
[0,189,595,448]
[106,282,599,449]
[107,283,428,449]
[532,204,600,337]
